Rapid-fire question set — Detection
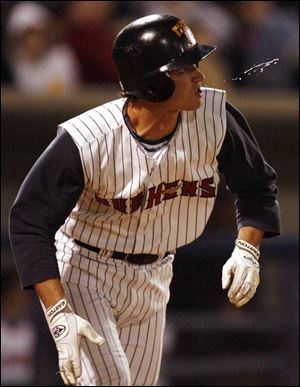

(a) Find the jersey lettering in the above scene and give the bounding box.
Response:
[146,183,164,209]
[94,177,216,214]
[200,176,216,197]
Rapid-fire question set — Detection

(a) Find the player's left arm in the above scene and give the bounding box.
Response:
[217,102,281,307]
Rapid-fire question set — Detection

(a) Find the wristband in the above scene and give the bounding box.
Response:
[46,299,69,322]
[235,239,260,261]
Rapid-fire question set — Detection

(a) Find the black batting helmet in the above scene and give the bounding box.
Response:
[112,14,216,102]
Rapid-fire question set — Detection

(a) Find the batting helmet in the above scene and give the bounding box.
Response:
[112,14,216,102]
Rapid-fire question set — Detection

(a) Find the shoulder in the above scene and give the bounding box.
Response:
[58,98,126,146]
[202,87,226,97]
[226,101,249,126]
[197,87,226,118]
[225,101,256,141]
[202,87,226,100]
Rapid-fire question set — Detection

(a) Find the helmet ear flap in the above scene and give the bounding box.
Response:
[142,73,175,102]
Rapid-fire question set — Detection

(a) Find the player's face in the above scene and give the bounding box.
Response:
[167,64,205,111]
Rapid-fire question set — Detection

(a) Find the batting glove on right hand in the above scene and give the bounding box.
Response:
[222,239,260,308]
[46,299,105,385]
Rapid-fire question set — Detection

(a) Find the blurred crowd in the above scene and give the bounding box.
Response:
[1,1,299,96]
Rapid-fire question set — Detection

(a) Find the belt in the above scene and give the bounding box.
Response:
[74,239,169,265]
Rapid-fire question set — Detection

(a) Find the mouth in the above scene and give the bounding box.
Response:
[195,86,202,96]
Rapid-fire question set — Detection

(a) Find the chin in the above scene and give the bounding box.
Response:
[184,98,203,111]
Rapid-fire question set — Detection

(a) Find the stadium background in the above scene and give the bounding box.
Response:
[1,1,299,385]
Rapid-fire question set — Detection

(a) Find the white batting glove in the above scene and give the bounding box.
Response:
[222,239,260,308]
[46,299,105,385]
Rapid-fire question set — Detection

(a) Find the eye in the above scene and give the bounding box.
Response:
[176,68,187,75]
[170,64,198,76]
[175,65,193,75]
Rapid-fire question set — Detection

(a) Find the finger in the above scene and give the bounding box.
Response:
[231,281,253,303]
[72,359,82,379]
[62,367,76,386]
[227,267,245,299]
[222,264,233,289]
[60,359,76,385]
[247,286,257,300]
[230,286,252,304]
[227,277,242,300]
[245,270,260,288]
[230,290,247,304]
[234,296,250,308]
[59,367,69,385]
[234,287,257,308]
[84,324,105,346]
[230,269,258,303]
[64,367,76,386]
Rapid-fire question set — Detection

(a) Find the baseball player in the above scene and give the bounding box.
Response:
[9,14,280,386]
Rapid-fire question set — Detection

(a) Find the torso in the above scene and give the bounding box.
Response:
[58,87,227,254]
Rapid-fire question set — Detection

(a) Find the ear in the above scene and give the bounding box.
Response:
[142,73,175,102]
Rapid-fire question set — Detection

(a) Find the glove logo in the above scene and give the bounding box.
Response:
[243,255,259,268]
[53,325,66,338]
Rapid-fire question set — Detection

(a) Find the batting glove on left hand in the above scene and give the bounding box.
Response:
[222,239,260,308]
[46,299,105,385]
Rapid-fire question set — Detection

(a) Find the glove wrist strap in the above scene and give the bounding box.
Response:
[46,298,70,322]
[235,239,260,261]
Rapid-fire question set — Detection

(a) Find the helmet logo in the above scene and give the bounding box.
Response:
[172,21,196,46]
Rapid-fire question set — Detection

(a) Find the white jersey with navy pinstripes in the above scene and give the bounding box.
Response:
[58,87,227,254]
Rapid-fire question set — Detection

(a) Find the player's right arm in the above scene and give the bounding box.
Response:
[9,129,84,290]
[9,130,104,385]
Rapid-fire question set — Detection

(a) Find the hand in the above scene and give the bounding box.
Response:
[222,239,260,308]
[46,299,105,385]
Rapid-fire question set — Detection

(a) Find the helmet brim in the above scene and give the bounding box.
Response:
[159,44,216,72]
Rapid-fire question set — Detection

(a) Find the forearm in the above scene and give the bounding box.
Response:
[35,280,104,386]
[35,278,66,309]
[237,226,264,248]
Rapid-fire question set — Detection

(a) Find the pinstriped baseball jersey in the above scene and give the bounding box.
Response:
[58,87,226,254]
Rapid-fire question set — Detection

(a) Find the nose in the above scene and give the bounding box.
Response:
[193,66,205,82]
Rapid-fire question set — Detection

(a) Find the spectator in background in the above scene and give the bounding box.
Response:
[62,1,119,85]
[132,1,238,49]
[5,1,79,96]
[228,1,299,89]
[1,53,14,85]
[128,1,237,92]
[1,266,64,386]
[1,2,14,85]
[1,268,36,386]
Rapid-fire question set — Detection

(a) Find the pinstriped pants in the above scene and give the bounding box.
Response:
[55,230,174,386]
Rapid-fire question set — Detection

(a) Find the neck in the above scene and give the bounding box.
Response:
[126,99,180,141]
